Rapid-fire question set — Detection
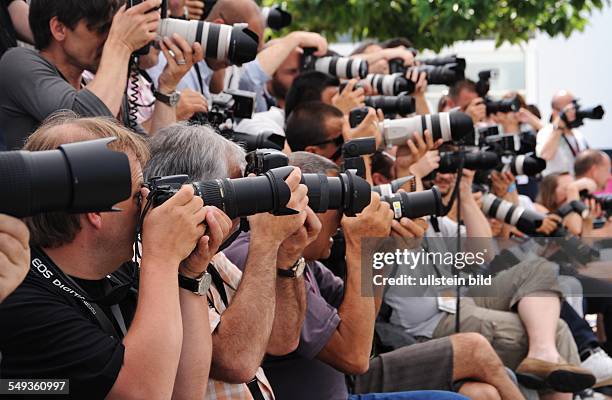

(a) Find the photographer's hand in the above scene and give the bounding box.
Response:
[277,207,321,269]
[395,130,442,179]
[176,89,209,121]
[249,168,309,246]
[408,150,440,180]
[332,79,365,115]
[185,0,205,20]
[465,97,486,124]
[407,70,430,115]
[87,0,161,117]
[158,35,204,93]
[345,107,382,144]
[537,214,562,236]
[180,207,232,278]
[141,185,207,268]
[0,214,30,303]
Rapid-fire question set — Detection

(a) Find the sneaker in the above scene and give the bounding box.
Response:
[582,348,612,388]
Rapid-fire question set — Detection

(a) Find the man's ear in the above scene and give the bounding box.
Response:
[85,212,103,230]
[372,172,391,186]
[49,16,68,43]
[213,18,225,25]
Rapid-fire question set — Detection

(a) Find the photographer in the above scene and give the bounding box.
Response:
[0,113,214,399]
[447,80,486,124]
[239,152,524,400]
[536,90,590,176]
[0,0,33,59]
[145,123,313,398]
[0,214,29,303]
[0,0,164,149]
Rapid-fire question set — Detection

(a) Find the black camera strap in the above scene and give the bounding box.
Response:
[194,63,206,97]
[30,247,130,339]
[561,133,581,158]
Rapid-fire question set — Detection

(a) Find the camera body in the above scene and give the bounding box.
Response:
[564,100,605,128]
[245,149,289,176]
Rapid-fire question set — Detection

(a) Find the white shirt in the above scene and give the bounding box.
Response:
[536,124,588,176]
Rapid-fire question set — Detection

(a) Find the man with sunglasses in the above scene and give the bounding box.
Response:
[285,101,347,163]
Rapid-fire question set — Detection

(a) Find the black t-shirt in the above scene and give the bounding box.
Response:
[0,0,18,59]
[0,249,138,399]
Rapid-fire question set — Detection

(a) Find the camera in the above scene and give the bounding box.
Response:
[0,138,131,218]
[481,193,599,263]
[420,55,466,69]
[407,63,465,87]
[437,151,500,173]
[485,96,521,115]
[192,89,255,128]
[146,166,298,219]
[341,137,377,178]
[262,5,292,31]
[563,100,605,128]
[127,0,259,65]
[580,191,612,217]
[302,48,369,79]
[244,149,372,216]
[365,94,416,117]
[381,187,445,220]
[364,73,414,96]
[379,111,474,147]
[372,176,416,197]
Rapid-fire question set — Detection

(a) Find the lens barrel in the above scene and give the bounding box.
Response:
[0,138,131,218]
[381,187,444,219]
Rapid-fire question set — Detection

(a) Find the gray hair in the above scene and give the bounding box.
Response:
[288,151,339,175]
[144,123,246,182]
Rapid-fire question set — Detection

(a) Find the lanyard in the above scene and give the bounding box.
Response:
[30,247,129,338]
[562,133,581,157]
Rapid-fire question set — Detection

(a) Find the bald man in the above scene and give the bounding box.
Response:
[536,90,590,176]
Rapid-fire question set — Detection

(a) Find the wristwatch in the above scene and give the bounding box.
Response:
[178,271,212,295]
[154,90,181,107]
[277,257,306,278]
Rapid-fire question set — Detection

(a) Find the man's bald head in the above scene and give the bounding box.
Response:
[574,149,611,190]
[206,0,265,49]
[551,90,575,113]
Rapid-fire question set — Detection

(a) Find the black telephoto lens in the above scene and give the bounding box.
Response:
[301,170,371,216]
[412,63,464,86]
[485,96,521,115]
[382,187,445,219]
[0,138,132,218]
[193,166,295,218]
[365,94,416,116]
[438,151,499,173]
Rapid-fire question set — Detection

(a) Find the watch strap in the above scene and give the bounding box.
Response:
[178,271,210,295]
[277,257,305,278]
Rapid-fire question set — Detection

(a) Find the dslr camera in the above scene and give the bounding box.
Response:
[127,0,259,65]
[561,100,605,129]
[244,148,372,216]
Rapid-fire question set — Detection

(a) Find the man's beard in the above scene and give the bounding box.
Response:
[270,78,288,101]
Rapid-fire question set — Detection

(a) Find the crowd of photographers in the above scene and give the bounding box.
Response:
[0,0,611,399]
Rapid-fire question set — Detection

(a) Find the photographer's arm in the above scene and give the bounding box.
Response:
[537,126,564,161]
[107,186,207,400]
[316,195,393,375]
[146,37,204,134]
[7,0,33,44]
[0,214,30,303]
[257,32,327,77]
[210,238,279,383]
[86,1,160,117]
[268,207,320,355]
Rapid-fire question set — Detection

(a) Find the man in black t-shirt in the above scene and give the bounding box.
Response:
[0,114,224,399]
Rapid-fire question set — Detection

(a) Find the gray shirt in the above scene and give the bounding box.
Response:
[222,232,348,400]
[0,48,113,149]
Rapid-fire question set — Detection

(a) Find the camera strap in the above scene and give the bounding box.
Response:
[194,63,206,97]
[30,247,130,339]
[561,133,581,157]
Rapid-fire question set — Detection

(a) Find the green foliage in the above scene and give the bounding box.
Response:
[263,0,608,51]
